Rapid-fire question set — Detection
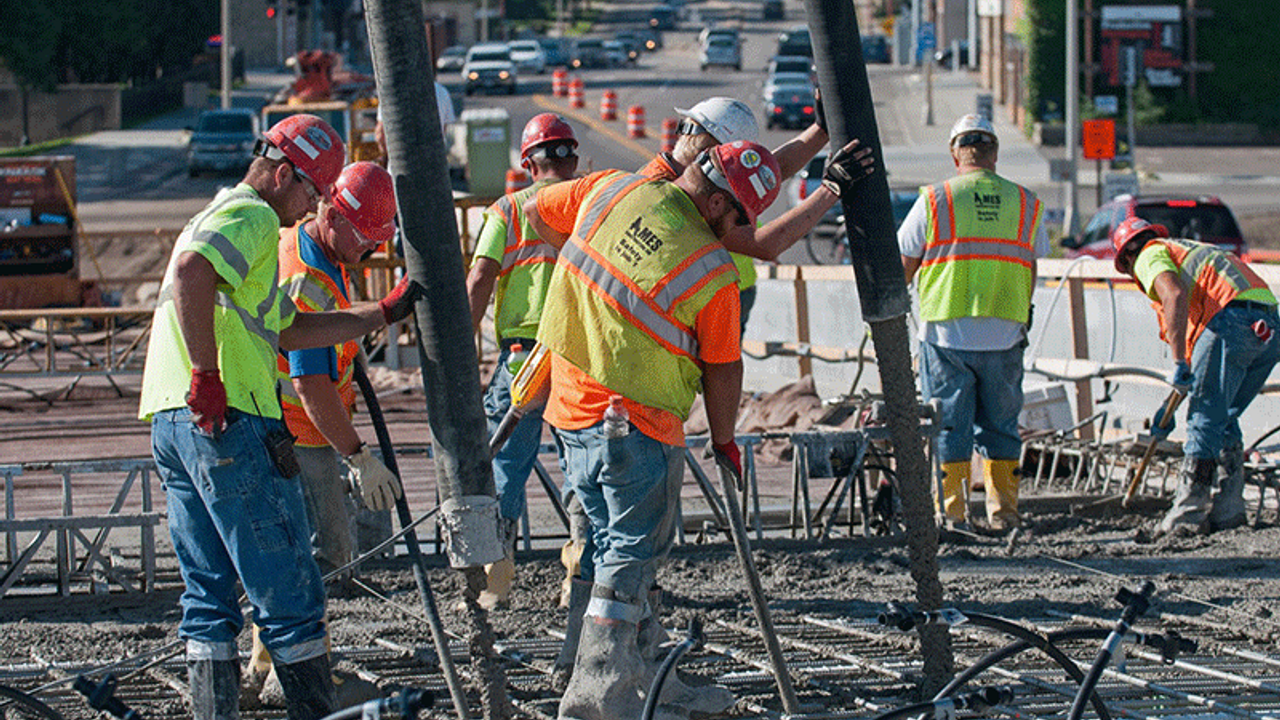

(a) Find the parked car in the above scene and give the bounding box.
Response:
[437,45,468,73]
[762,0,785,20]
[764,86,814,129]
[462,43,517,95]
[862,35,891,64]
[1062,195,1248,261]
[776,25,812,57]
[700,35,742,71]
[186,108,260,177]
[570,38,610,69]
[508,39,547,74]
[767,55,814,78]
[763,71,813,98]
[539,37,570,67]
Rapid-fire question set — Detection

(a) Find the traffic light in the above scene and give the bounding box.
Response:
[266,0,277,18]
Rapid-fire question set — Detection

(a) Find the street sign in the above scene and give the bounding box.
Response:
[1049,158,1074,182]
[1082,119,1116,160]
[978,0,1002,17]
[918,22,936,51]
[1094,95,1119,115]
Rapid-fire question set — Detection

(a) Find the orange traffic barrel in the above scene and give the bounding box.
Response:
[505,168,531,194]
[660,117,679,153]
[568,77,585,109]
[627,106,646,138]
[552,68,569,97]
[599,90,618,121]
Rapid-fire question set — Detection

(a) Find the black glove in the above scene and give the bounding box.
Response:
[813,83,828,135]
[821,139,874,198]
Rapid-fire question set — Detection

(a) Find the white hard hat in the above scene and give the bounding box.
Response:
[948,113,998,147]
[674,97,760,144]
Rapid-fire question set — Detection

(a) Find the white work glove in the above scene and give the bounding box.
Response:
[344,444,402,511]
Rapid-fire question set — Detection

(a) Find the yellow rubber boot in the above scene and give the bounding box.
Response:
[249,624,273,678]
[984,458,1022,530]
[559,538,585,608]
[477,557,515,611]
[937,461,970,524]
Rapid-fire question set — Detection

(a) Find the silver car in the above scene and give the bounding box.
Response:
[186,109,260,177]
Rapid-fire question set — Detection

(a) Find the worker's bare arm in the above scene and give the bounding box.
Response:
[702,359,744,446]
[172,251,223,372]
[1151,271,1189,363]
[466,257,501,332]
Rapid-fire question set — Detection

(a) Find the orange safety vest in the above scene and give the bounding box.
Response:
[1139,237,1273,358]
[277,225,359,447]
[537,171,738,419]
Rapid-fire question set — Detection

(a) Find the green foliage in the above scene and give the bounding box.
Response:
[1195,0,1280,129]
[505,0,555,23]
[0,0,216,89]
[1022,0,1065,127]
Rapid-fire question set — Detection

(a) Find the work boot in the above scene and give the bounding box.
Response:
[1209,444,1247,532]
[189,659,241,720]
[936,461,970,524]
[561,495,590,607]
[984,458,1021,530]
[553,577,592,691]
[636,614,735,716]
[1158,456,1215,535]
[558,611,645,720]
[273,654,338,720]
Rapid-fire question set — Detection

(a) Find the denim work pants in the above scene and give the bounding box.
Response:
[557,422,683,602]
[294,445,356,573]
[1184,304,1280,459]
[485,345,547,522]
[152,408,327,665]
[919,341,1025,464]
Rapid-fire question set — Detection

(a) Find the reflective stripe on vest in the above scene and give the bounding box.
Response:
[276,227,358,445]
[493,194,557,275]
[1146,237,1273,356]
[916,171,1039,323]
[155,283,283,350]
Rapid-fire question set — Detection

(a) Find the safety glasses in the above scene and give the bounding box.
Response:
[291,164,320,204]
[695,150,750,227]
[678,118,704,136]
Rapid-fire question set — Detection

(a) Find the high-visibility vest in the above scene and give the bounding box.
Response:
[537,171,738,419]
[483,180,558,341]
[1140,237,1274,357]
[916,170,1041,324]
[139,184,293,421]
[277,225,359,447]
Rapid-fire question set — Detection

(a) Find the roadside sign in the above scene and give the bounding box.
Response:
[1103,172,1140,201]
[976,94,993,120]
[1049,158,1074,182]
[918,22,936,51]
[1094,95,1119,115]
[1082,119,1116,160]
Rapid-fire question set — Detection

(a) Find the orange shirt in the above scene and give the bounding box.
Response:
[639,153,681,181]
[536,171,741,446]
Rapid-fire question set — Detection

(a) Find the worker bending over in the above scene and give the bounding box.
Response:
[1112,217,1280,535]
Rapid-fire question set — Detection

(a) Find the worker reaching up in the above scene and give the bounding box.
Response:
[898,114,1047,533]
[139,115,421,720]
[465,113,581,611]
[1111,217,1280,535]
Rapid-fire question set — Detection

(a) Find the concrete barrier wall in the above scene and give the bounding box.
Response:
[0,85,122,147]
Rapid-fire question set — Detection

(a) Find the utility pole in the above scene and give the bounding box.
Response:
[220,0,232,109]
[1063,0,1079,236]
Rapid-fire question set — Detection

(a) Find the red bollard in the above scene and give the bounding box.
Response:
[599,90,618,121]
[505,168,531,195]
[627,106,646,138]
[552,68,569,97]
[568,77,585,109]
[660,117,679,153]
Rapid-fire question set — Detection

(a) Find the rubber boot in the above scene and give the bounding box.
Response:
[936,461,970,526]
[273,654,338,720]
[242,626,273,706]
[558,612,645,720]
[477,557,515,611]
[636,590,735,716]
[1158,456,1215,535]
[1209,444,1247,532]
[553,577,592,691]
[984,458,1021,530]
[561,495,590,608]
[189,659,241,720]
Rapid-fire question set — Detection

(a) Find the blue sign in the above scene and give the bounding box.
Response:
[918,21,936,50]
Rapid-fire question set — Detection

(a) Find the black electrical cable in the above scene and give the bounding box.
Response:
[1066,582,1156,720]
[871,685,1015,720]
[641,618,704,720]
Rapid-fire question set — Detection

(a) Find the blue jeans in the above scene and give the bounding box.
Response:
[485,345,547,522]
[557,423,683,602]
[919,342,1025,463]
[1184,304,1280,459]
[151,408,327,664]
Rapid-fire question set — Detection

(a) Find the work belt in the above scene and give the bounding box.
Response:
[500,337,537,351]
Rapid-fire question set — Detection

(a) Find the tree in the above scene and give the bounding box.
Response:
[0,0,62,92]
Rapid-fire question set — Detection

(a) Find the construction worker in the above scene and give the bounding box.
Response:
[1111,217,1280,534]
[139,115,419,720]
[465,113,580,610]
[897,114,1047,532]
[525,141,786,720]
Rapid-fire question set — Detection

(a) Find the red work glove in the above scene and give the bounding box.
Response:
[378,276,422,325]
[186,369,227,439]
[711,439,743,490]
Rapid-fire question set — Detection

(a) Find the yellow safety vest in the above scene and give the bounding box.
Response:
[916,170,1040,324]
[537,171,738,419]
[276,224,359,447]
[481,180,558,341]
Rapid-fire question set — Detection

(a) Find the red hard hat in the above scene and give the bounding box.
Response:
[331,161,397,246]
[263,114,345,197]
[697,141,781,224]
[519,113,577,165]
[1111,216,1168,272]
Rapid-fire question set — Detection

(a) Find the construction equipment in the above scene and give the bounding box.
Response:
[488,342,551,458]
[0,156,100,309]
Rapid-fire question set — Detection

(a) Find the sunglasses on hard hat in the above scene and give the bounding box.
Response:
[678,118,704,136]
[254,139,321,202]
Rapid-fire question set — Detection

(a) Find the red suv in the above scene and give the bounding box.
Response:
[1062,195,1247,261]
